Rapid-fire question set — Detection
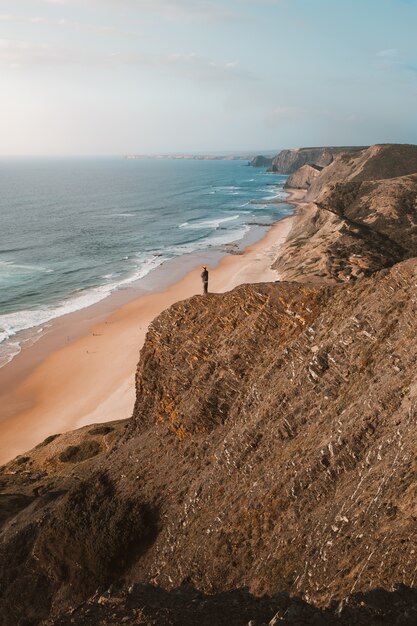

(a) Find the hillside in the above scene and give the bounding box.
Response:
[1,144,416,626]
[2,270,417,624]
[284,163,323,189]
[270,146,366,174]
[306,143,417,201]
[275,144,417,283]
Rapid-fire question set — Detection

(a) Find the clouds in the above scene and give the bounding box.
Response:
[41,0,239,23]
[264,106,305,127]
[0,2,255,85]
[376,48,399,59]
[0,0,416,154]
[0,38,95,68]
[0,36,254,88]
[0,12,137,37]
[151,52,254,82]
[375,48,417,80]
[0,14,48,25]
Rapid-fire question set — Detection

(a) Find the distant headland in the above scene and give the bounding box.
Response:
[125,153,257,161]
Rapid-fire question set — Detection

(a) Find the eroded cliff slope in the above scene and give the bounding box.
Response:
[306,143,417,200]
[1,265,416,624]
[275,144,417,282]
[270,146,366,174]
[284,164,322,189]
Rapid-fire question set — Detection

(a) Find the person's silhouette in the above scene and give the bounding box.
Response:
[201,265,209,294]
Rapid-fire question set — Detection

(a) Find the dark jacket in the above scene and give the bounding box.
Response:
[201,269,209,283]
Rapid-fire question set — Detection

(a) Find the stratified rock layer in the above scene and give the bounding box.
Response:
[275,145,417,283]
[284,164,322,189]
[306,143,417,200]
[2,261,416,624]
[250,155,274,167]
[124,265,417,605]
[270,146,366,174]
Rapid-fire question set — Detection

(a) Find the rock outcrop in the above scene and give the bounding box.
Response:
[2,264,417,624]
[284,164,323,189]
[270,146,366,174]
[1,144,417,626]
[250,155,274,167]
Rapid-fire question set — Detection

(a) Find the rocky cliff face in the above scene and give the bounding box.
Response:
[2,267,417,624]
[250,155,274,167]
[1,144,417,626]
[306,143,417,201]
[124,266,417,605]
[270,146,366,174]
[284,164,322,189]
[275,145,417,283]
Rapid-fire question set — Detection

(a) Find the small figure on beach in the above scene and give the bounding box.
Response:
[201,265,209,294]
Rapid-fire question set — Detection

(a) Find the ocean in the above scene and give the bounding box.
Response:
[0,157,291,367]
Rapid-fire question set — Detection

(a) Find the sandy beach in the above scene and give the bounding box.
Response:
[0,201,301,464]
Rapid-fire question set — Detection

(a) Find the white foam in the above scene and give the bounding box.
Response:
[210,186,242,194]
[180,215,240,230]
[107,213,136,217]
[0,340,21,368]
[0,261,53,274]
[0,173,287,367]
[0,254,166,365]
[167,224,250,255]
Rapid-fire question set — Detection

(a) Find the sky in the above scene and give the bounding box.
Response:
[0,0,416,155]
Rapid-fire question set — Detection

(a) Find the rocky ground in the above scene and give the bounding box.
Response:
[42,583,417,625]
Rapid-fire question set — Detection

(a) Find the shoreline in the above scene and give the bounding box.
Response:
[0,191,304,464]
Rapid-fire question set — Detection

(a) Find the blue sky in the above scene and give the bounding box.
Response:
[0,0,416,154]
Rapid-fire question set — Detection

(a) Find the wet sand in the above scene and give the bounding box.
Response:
[0,203,301,464]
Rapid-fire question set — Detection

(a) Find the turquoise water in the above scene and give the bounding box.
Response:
[0,157,291,365]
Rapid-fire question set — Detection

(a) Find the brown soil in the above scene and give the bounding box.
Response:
[44,583,417,625]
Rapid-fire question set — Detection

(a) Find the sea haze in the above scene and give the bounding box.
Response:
[0,157,291,366]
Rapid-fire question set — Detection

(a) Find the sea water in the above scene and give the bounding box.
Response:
[0,157,291,367]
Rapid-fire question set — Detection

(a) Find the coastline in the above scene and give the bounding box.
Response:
[0,192,303,464]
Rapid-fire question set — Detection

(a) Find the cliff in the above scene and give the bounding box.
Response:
[1,144,417,626]
[275,144,417,283]
[250,155,274,167]
[2,269,417,624]
[306,143,417,201]
[270,146,366,174]
[284,163,322,189]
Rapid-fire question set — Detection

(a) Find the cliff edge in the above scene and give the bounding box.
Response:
[284,163,323,189]
[270,146,366,174]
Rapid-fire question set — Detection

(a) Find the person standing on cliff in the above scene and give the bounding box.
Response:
[201,265,209,294]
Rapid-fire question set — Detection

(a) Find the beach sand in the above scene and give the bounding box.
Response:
[0,206,300,464]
